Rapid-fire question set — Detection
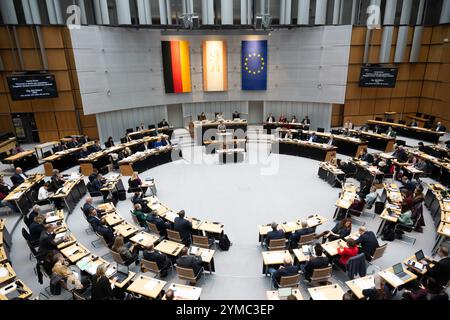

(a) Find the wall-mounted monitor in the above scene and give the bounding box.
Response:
[359,67,398,88]
[7,73,58,100]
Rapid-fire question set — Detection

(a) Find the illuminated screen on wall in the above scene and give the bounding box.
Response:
[7,73,58,100]
[202,41,228,92]
[359,67,398,88]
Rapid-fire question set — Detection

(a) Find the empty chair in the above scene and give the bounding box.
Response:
[274,274,300,289]
[192,235,213,249]
[126,128,134,134]
[386,119,394,123]
[370,243,388,262]
[146,222,161,236]
[298,233,316,247]
[43,150,52,158]
[120,138,127,144]
[141,259,171,278]
[416,112,422,117]
[317,128,325,133]
[167,229,183,243]
[176,265,204,285]
[398,120,406,125]
[22,228,39,260]
[309,266,332,286]
[148,125,156,130]
[396,140,406,147]
[268,238,286,251]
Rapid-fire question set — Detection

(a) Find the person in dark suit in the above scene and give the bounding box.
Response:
[82,197,104,218]
[158,119,169,128]
[266,113,275,123]
[316,219,352,243]
[11,167,28,186]
[147,211,171,237]
[136,141,150,152]
[96,219,115,247]
[88,169,99,183]
[104,137,115,148]
[270,256,299,288]
[392,146,408,162]
[425,246,450,287]
[354,227,379,261]
[25,205,42,227]
[29,215,46,243]
[265,222,285,247]
[302,244,330,281]
[435,122,447,132]
[50,169,65,191]
[91,141,102,153]
[79,147,90,158]
[37,224,68,259]
[362,275,390,300]
[174,210,193,246]
[359,149,374,164]
[66,137,79,149]
[288,221,315,249]
[176,247,203,283]
[232,111,240,120]
[302,116,311,126]
[87,208,102,230]
[92,174,104,193]
[91,264,117,300]
[143,244,171,277]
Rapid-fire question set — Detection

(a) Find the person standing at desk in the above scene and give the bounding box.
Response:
[174,210,193,246]
[425,246,450,288]
[37,224,68,259]
[435,122,447,132]
[158,118,169,128]
[354,227,379,261]
[265,222,285,247]
[11,167,28,186]
[266,113,275,123]
[143,244,171,278]
[217,120,227,133]
[232,111,240,120]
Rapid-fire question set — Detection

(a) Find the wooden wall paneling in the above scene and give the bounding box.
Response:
[8,97,31,113]
[0,27,12,49]
[434,82,450,102]
[441,43,450,63]
[41,27,64,48]
[17,27,36,49]
[0,95,10,113]
[438,64,450,82]
[347,65,361,82]
[358,101,374,115]
[391,81,408,97]
[409,64,426,80]
[424,63,440,81]
[404,98,419,113]
[55,111,78,130]
[421,27,433,44]
[431,26,446,44]
[345,83,362,99]
[349,46,364,64]
[82,127,99,140]
[389,98,405,114]
[0,50,20,71]
[22,49,43,70]
[418,45,430,62]
[31,99,54,112]
[418,98,433,114]
[421,81,437,98]
[80,114,97,128]
[351,27,366,45]
[53,91,75,110]
[428,45,443,63]
[368,45,380,63]
[406,81,423,97]
[0,114,13,132]
[38,131,60,142]
[361,87,378,99]
[46,49,68,70]
[376,87,393,99]
[53,71,72,91]
[374,99,391,114]
[343,100,360,116]
[396,64,410,81]
[34,112,58,131]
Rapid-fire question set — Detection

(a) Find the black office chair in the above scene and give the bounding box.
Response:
[86,182,103,198]
[126,128,134,134]
[22,227,39,248]
[423,114,430,119]
[22,228,39,260]
[386,119,394,123]
[398,120,406,125]
[52,146,61,153]
[396,140,406,146]
[120,137,127,144]
[375,117,383,121]
[317,128,325,133]
[148,125,156,130]
[416,112,422,117]
[424,123,432,129]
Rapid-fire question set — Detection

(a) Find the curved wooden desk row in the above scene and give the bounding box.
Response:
[118,145,177,176]
[0,219,32,300]
[271,138,337,162]
[3,174,45,215]
[347,129,396,153]
[367,120,445,143]
[318,162,345,187]
[126,127,174,141]
[0,137,16,155]
[42,141,95,176]
[424,184,450,254]
[263,122,309,132]
[2,150,39,172]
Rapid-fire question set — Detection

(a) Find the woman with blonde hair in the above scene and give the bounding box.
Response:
[111,235,139,266]
[128,171,147,196]
[91,264,117,300]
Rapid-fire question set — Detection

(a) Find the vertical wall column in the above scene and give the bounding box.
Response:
[116,0,132,24]
[440,0,450,24]
[45,0,64,24]
[137,0,152,24]
[21,0,41,24]
[394,0,412,63]
[260,0,266,14]
[100,0,110,24]
[166,0,172,24]
[363,0,381,63]
[241,0,252,24]
[379,0,397,63]
[351,0,358,24]
[333,0,341,24]
[297,0,310,24]
[280,0,292,25]
[221,0,233,24]
[0,1,18,24]
[410,0,426,63]
[280,0,286,24]
[315,0,327,25]
[159,0,167,24]
[78,0,87,25]
[202,0,214,24]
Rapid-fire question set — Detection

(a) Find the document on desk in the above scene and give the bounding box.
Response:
[174,287,200,300]
[0,267,8,277]
[86,262,99,275]
[286,222,298,229]
[76,257,90,270]
[143,280,158,291]
[309,291,328,300]
[46,216,60,223]
[106,266,116,278]
[381,271,403,287]
[65,246,80,256]
[357,277,375,290]
[164,211,178,221]
[54,232,66,241]
[268,252,287,262]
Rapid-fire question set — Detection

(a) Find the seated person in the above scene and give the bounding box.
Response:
[424,246,450,288]
[402,280,428,300]
[66,137,79,149]
[302,116,311,126]
[52,254,85,290]
[392,146,408,162]
[29,215,46,243]
[176,247,203,284]
[358,149,374,164]
[111,235,139,266]
[336,238,359,270]
[104,137,115,148]
[410,119,418,127]
[199,112,207,121]
[265,222,285,247]
[11,167,28,186]
[288,221,315,249]
[164,289,175,300]
[91,141,102,153]
[397,204,414,227]
[364,186,379,208]
[316,218,352,243]
[423,276,449,300]
[386,126,397,138]
[82,197,104,218]
[147,210,171,237]
[282,130,293,139]
[143,244,171,277]
[291,115,298,123]
[128,172,147,196]
[96,219,115,247]
[269,256,299,289]
[91,264,118,300]
[0,178,18,212]
[174,210,193,246]
[279,114,287,123]
[132,203,148,228]
[158,118,169,128]
[79,147,90,158]
[217,120,227,133]
[92,174,108,202]
[151,138,163,149]
[435,122,447,132]
[26,205,42,227]
[215,112,224,121]
[414,159,428,172]
[301,244,330,282]
[38,182,53,202]
[354,227,379,261]
[400,176,417,193]
[348,195,366,213]
[160,136,169,146]
[50,170,65,192]
[308,133,318,143]
[137,141,151,152]
[88,169,99,183]
[232,111,240,120]
[87,208,102,230]
[362,275,390,300]
[266,113,275,123]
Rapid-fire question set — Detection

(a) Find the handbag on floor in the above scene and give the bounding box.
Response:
[219,234,231,251]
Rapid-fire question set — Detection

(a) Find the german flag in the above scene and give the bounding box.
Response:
[161,40,192,94]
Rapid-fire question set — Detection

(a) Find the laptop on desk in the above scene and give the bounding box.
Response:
[392,263,411,281]
[113,264,129,283]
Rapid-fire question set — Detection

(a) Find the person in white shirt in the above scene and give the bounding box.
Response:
[138,123,145,131]
[291,116,298,124]
[38,182,53,201]
[308,133,317,143]
[344,120,353,130]
[266,114,275,123]
[284,130,293,139]
[328,135,334,145]
[216,112,224,121]
[217,120,227,133]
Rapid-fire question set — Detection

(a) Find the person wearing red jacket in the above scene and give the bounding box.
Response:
[337,238,359,268]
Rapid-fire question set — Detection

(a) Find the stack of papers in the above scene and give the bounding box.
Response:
[143,280,158,291]
[0,267,9,277]
[173,287,200,300]
[310,291,328,300]
[356,277,375,290]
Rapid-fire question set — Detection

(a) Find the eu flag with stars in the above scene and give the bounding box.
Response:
[242,40,268,91]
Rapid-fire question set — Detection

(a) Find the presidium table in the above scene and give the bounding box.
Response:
[190,120,248,145]
[271,138,337,162]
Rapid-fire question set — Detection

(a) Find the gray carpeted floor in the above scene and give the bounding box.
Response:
[1,128,449,300]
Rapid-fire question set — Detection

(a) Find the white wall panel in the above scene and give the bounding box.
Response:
[70,25,351,115]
